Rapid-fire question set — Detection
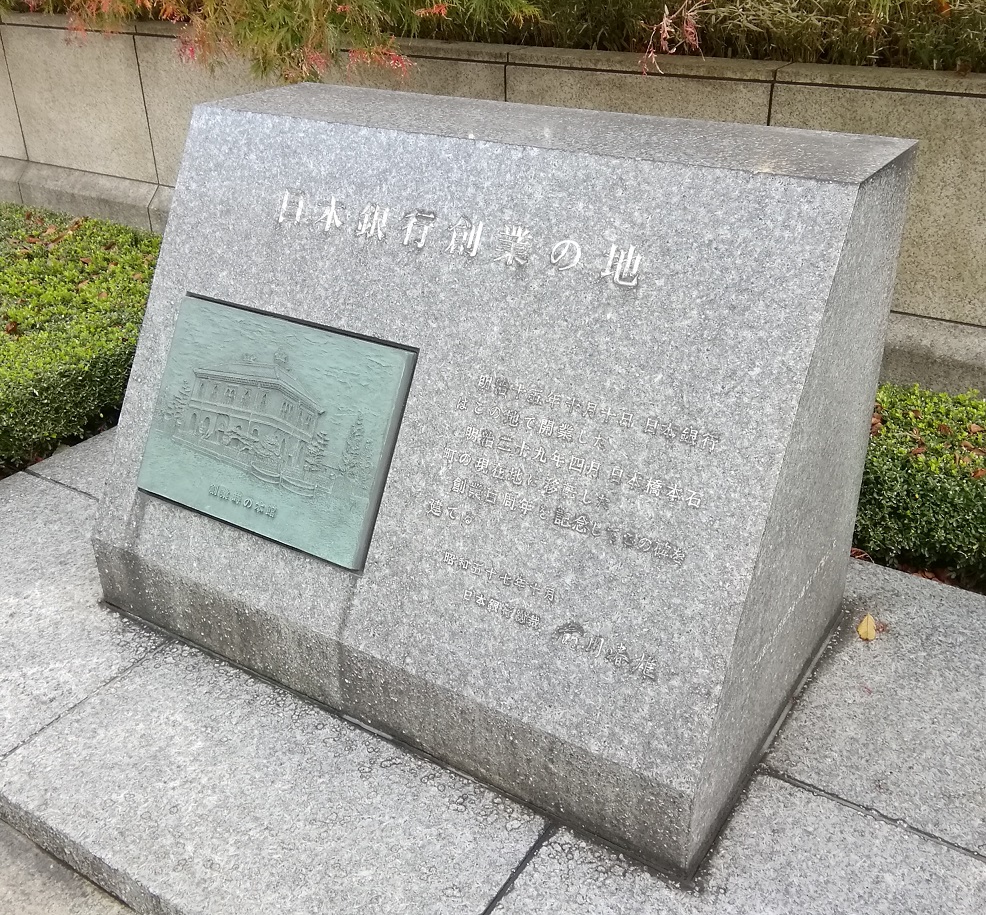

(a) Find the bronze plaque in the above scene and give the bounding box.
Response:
[137,294,417,570]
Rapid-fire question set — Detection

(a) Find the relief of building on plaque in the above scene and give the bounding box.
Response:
[164,350,367,500]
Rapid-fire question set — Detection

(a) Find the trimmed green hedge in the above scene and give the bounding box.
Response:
[855,384,986,589]
[0,204,158,471]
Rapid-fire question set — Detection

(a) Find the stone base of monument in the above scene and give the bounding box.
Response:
[2,432,986,912]
[91,86,915,876]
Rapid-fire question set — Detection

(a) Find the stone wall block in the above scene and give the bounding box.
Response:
[19,162,155,231]
[772,79,986,327]
[0,155,26,204]
[323,55,506,104]
[148,184,173,235]
[506,63,772,125]
[135,36,272,187]
[0,25,155,183]
[0,29,26,159]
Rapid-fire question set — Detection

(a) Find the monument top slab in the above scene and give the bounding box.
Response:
[217,83,912,183]
[95,85,915,877]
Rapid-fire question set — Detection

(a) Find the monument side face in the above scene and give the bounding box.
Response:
[93,85,915,877]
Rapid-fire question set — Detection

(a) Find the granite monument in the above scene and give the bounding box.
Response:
[94,85,915,877]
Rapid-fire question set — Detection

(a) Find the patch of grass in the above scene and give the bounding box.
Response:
[0,203,159,473]
[856,384,986,589]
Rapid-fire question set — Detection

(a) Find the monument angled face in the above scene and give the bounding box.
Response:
[94,85,915,877]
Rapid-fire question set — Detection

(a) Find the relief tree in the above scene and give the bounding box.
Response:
[341,414,371,484]
[304,430,330,476]
[165,380,193,429]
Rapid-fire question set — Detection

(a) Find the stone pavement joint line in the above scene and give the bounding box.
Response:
[493,778,986,914]
[23,467,98,503]
[0,642,547,914]
[762,768,986,867]
[767,558,986,857]
[0,820,133,915]
[0,644,170,765]
[481,824,558,915]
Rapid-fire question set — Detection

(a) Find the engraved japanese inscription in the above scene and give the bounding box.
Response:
[137,294,416,570]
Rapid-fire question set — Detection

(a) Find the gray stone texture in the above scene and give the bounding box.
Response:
[148,184,172,235]
[0,642,544,914]
[882,312,986,395]
[0,472,163,759]
[778,60,986,96]
[6,431,985,912]
[497,777,986,914]
[18,162,155,231]
[0,18,984,338]
[0,155,25,204]
[135,36,271,187]
[400,38,517,63]
[681,155,913,865]
[133,21,181,38]
[506,49,776,125]
[771,71,986,327]
[0,821,132,915]
[324,51,506,105]
[0,29,26,160]
[0,24,155,183]
[768,560,986,856]
[509,47,782,80]
[30,428,118,499]
[0,12,79,30]
[93,85,914,876]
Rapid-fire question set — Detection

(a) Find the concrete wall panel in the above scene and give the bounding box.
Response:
[507,65,772,125]
[506,49,776,124]
[324,55,505,104]
[0,155,25,203]
[19,161,155,231]
[772,68,986,327]
[0,29,26,159]
[0,25,155,182]
[136,36,271,187]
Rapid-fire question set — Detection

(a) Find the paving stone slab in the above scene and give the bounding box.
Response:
[0,472,164,758]
[30,428,118,500]
[496,776,986,914]
[0,642,545,915]
[0,820,132,914]
[767,560,986,856]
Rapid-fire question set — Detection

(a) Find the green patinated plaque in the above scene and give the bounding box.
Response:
[138,294,417,571]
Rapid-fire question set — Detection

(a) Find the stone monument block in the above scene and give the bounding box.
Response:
[93,85,915,877]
